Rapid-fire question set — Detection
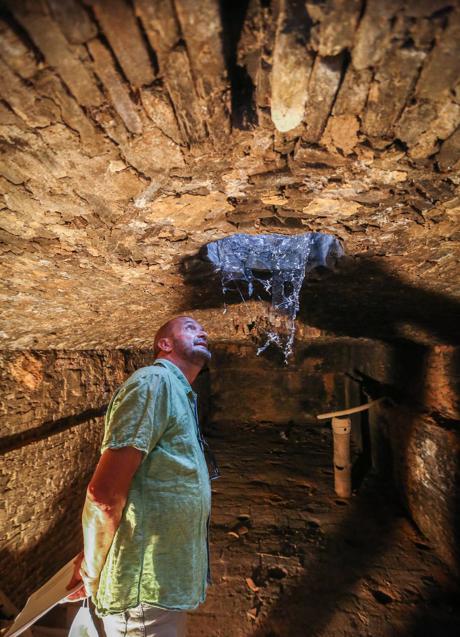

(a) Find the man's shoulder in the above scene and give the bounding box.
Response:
[127,364,170,385]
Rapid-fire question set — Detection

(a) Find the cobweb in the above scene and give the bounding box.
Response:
[205,233,344,362]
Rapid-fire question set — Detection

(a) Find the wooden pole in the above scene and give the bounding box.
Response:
[316,397,385,420]
[332,416,352,498]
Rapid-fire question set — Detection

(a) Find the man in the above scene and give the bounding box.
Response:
[67,316,213,637]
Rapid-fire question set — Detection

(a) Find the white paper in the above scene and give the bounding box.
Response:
[4,555,83,637]
[68,605,99,637]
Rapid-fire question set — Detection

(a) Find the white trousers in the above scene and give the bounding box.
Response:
[101,603,187,637]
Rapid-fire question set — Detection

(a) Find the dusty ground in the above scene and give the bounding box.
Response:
[21,419,460,637]
[188,421,460,637]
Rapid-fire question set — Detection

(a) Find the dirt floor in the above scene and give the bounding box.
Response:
[187,421,460,637]
[28,420,460,637]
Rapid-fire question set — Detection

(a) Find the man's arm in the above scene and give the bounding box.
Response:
[67,446,143,600]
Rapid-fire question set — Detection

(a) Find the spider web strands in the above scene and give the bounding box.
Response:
[206,233,344,362]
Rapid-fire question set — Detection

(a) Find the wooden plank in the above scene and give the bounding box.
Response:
[437,126,460,172]
[35,71,107,154]
[91,0,155,88]
[271,0,314,132]
[293,144,349,168]
[352,0,401,70]
[231,0,264,128]
[173,0,230,139]
[333,65,372,116]
[163,45,207,143]
[308,0,362,56]
[317,398,385,420]
[6,3,103,107]
[405,0,453,18]
[47,0,97,44]
[396,98,460,159]
[137,0,225,138]
[0,18,37,79]
[4,0,49,13]
[0,58,57,127]
[416,8,460,100]
[134,0,180,72]
[88,39,143,134]
[303,53,344,143]
[236,0,264,85]
[173,0,226,96]
[90,107,129,146]
[363,47,425,138]
[140,88,182,145]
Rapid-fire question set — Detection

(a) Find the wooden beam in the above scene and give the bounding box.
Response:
[0,18,37,80]
[236,0,264,86]
[88,39,143,135]
[317,398,385,420]
[135,0,202,143]
[141,87,182,145]
[352,0,401,70]
[173,0,226,90]
[0,58,56,127]
[47,0,97,44]
[416,8,460,100]
[135,1,194,143]
[164,45,207,143]
[308,0,362,56]
[271,0,314,133]
[395,98,460,159]
[134,0,180,73]
[230,0,263,128]
[303,53,344,143]
[405,0,456,18]
[174,0,230,139]
[35,71,107,153]
[333,65,372,116]
[363,47,425,138]
[91,0,155,88]
[6,2,103,107]
[437,126,460,172]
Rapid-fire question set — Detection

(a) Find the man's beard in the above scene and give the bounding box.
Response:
[174,338,211,363]
[190,343,212,362]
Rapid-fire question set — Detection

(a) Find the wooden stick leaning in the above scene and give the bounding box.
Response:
[316,397,386,421]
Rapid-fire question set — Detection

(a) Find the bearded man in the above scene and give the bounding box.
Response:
[67,316,215,637]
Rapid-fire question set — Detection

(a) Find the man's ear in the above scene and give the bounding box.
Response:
[157,337,173,353]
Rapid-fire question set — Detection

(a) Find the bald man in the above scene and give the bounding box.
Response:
[67,317,216,637]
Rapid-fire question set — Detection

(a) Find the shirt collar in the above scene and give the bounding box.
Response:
[153,358,197,400]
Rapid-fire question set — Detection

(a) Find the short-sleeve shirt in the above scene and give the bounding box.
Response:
[94,359,211,616]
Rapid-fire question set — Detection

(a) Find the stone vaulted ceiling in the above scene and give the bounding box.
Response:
[0,0,459,349]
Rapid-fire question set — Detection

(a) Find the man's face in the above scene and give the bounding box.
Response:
[170,318,211,364]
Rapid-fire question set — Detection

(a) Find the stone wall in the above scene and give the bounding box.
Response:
[0,349,156,607]
[208,339,369,425]
[349,341,460,575]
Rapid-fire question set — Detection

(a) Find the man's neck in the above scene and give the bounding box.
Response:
[157,354,202,385]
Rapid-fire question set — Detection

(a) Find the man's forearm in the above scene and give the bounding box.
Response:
[81,492,124,596]
[78,446,143,597]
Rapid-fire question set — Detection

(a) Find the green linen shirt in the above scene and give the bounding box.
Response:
[94,359,211,616]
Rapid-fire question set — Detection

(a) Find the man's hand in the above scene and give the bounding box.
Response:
[65,551,88,602]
